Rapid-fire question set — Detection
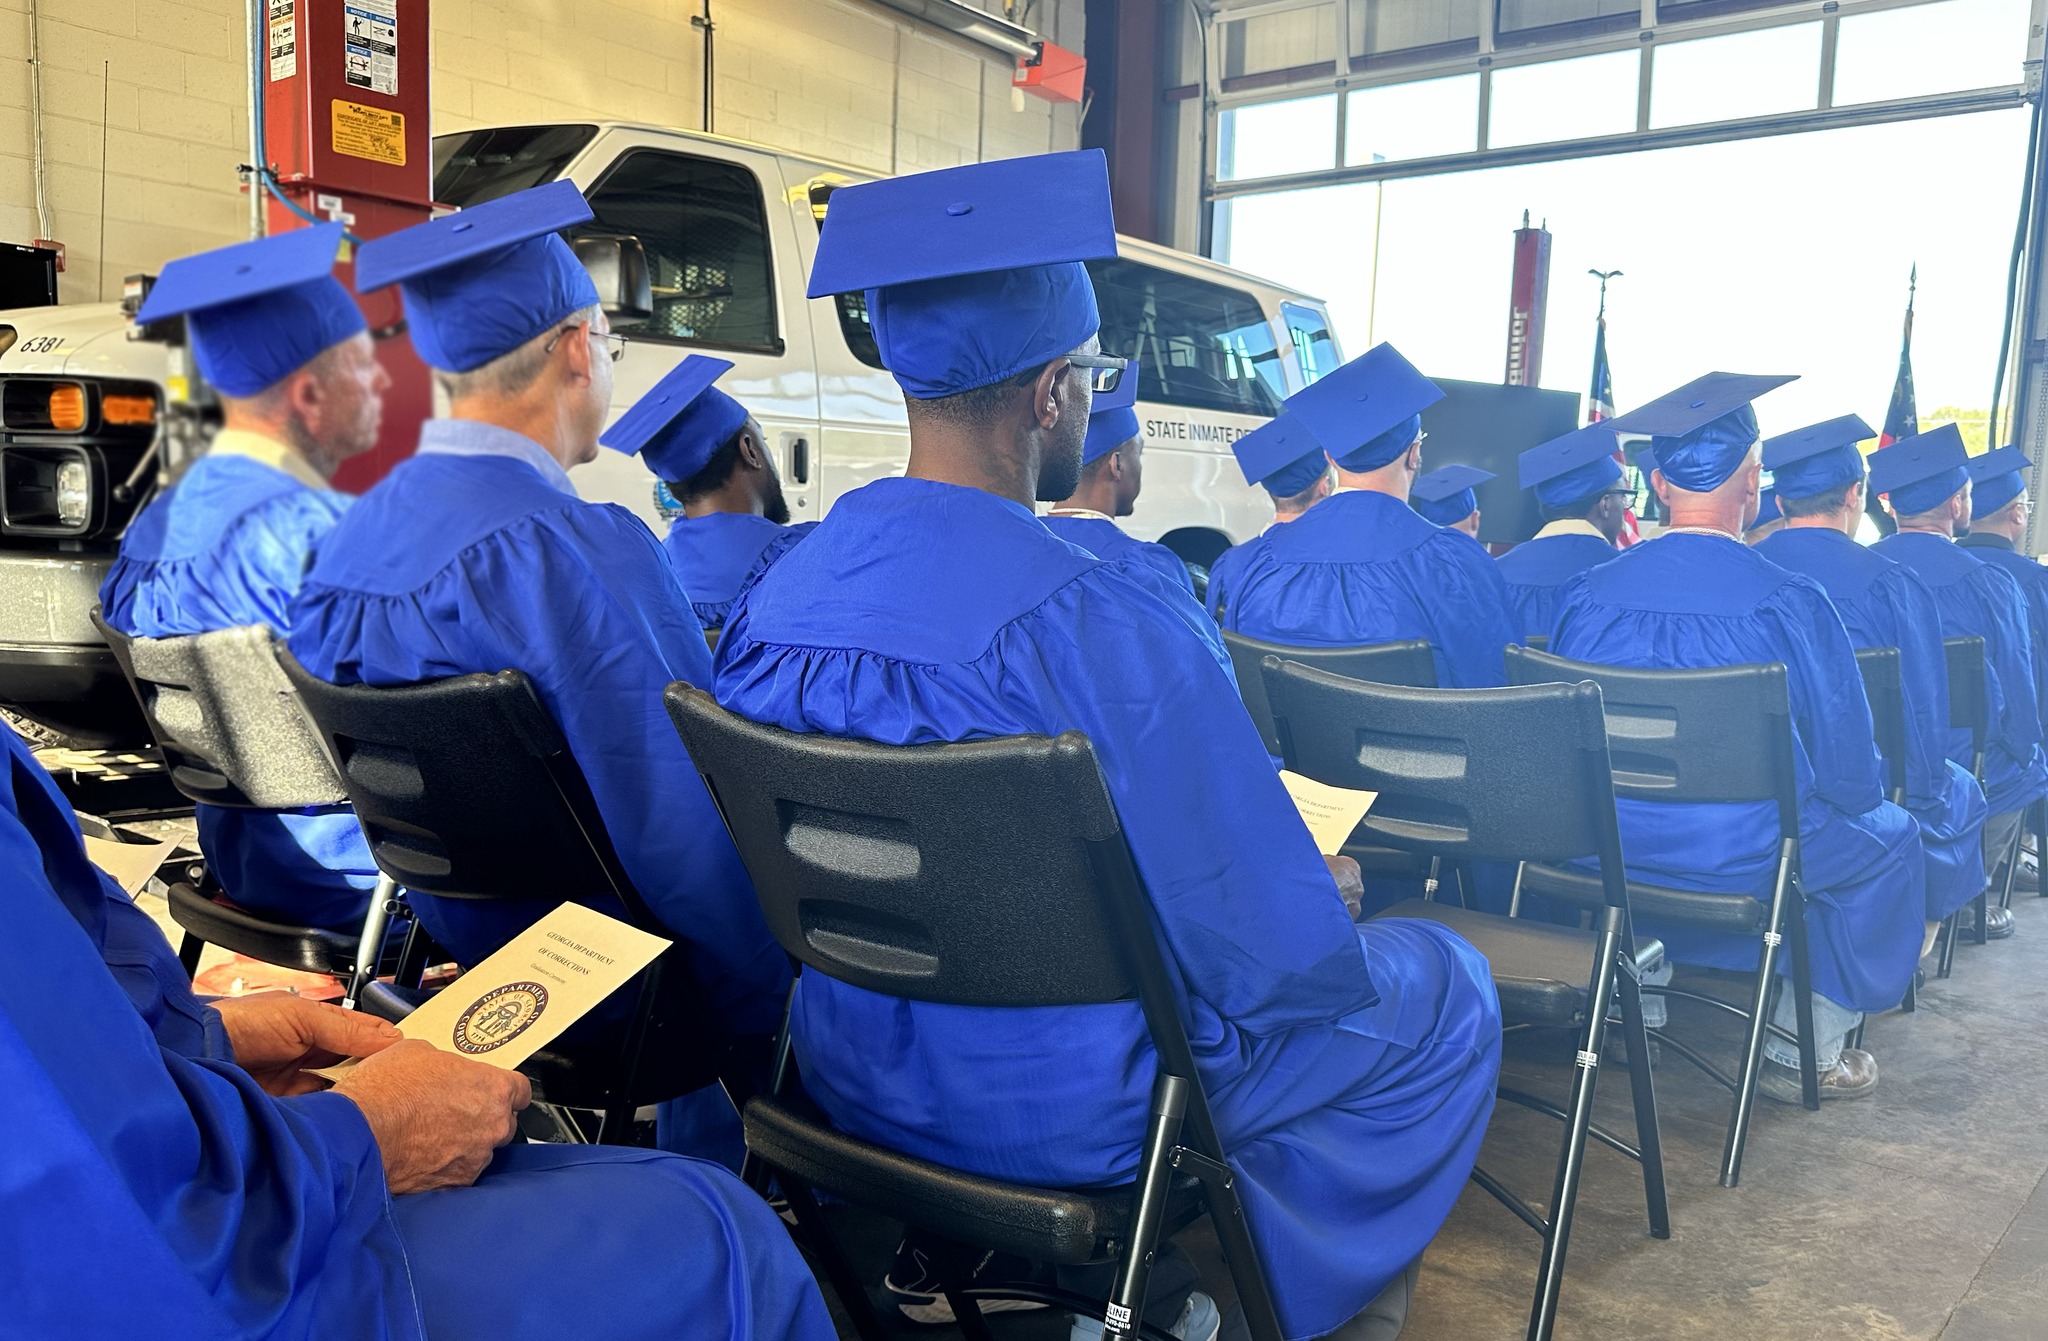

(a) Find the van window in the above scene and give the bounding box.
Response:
[585,151,782,355]
[1282,301,1341,386]
[1087,258,1284,417]
[433,125,598,207]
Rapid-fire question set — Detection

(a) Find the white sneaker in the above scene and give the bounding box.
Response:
[1069,1291,1221,1341]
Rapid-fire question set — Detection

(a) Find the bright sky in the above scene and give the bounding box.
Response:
[1217,0,2035,443]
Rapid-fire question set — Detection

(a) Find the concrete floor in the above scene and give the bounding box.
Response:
[811,894,2048,1341]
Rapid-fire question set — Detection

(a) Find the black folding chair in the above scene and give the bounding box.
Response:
[1938,636,2017,969]
[93,612,402,1007]
[1505,645,1818,1189]
[1220,630,1436,756]
[277,652,744,1145]
[1261,658,1666,1341]
[664,684,1284,1341]
[1854,647,1908,807]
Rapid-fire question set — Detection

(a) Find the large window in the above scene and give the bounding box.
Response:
[584,151,781,355]
[432,125,598,207]
[1089,258,1285,417]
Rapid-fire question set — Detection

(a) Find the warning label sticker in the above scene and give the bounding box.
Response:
[331,100,406,166]
[343,0,398,97]
[267,0,296,81]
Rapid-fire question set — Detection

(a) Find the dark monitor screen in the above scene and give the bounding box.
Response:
[0,244,59,310]
[1418,379,1583,544]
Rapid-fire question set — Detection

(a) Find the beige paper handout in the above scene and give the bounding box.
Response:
[84,833,178,897]
[318,902,669,1078]
[1279,770,1379,856]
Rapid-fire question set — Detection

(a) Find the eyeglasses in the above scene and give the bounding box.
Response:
[545,323,627,363]
[1065,353,1130,394]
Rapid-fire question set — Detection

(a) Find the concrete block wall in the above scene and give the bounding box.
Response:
[3,0,1082,305]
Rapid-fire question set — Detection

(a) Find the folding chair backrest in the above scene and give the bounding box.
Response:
[1943,635,1988,773]
[276,650,640,913]
[666,684,1180,1021]
[1505,644,1799,837]
[1221,630,1436,754]
[1854,646,1908,804]
[94,613,346,811]
[1262,659,1625,896]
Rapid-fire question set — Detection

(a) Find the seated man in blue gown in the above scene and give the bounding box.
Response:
[1753,415,1988,956]
[285,183,790,1140]
[1870,425,2048,940]
[99,226,384,932]
[1206,412,1330,623]
[717,150,1502,1341]
[0,722,831,1341]
[1043,359,1197,600]
[1494,425,1626,642]
[1742,488,1785,544]
[1958,445,2048,895]
[1211,345,1520,688]
[625,354,812,634]
[1409,463,1492,537]
[1552,374,1924,1104]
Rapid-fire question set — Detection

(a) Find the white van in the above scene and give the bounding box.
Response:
[0,121,1338,747]
[434,122,1345,567]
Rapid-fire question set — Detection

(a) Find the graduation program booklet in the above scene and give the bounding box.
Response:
[1279,770,1378,856]
[313,903,669,1078]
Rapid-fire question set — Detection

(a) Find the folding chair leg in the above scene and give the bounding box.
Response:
[1998,825,2023,911]
[1527,909,1628,1341]
[177,931,203,979]
[342,874,399,1010]
[1937,912,1960,979]
[1614,964,1669,1240]
[1106,1073,1189,1339]
[1786,897,1821,1111]
[1721,847,1795,1188]
[1972,891,1990,947]
[776,1176,888,1341]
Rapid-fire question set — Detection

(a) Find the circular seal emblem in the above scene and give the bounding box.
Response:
[451,981,549,1055]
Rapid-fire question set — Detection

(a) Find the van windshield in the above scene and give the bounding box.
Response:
[433,125,598,207]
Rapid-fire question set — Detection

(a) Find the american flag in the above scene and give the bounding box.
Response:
[1870,267,1917,535]
[1587,305,1642,545]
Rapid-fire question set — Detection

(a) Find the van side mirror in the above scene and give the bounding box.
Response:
[572,234,653,327]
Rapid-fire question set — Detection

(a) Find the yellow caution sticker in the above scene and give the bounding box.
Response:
[331,99,405,166]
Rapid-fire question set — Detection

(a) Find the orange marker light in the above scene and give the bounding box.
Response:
[100,394,155,426]
[47,383,87,432]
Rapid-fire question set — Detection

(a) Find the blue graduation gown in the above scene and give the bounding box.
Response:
[1872,531,2048,816]
[1754,527,1988,918]
[99,449,377,930]
[1552,534,1924,1011]
[715,477,1502,1341]
[1209,489,1520,688]
[1957,531,2048,752]
[0,724,833,1341]
[662,511,810,631]
[285,439,789,1040]
[1041,512,1196,599]
[1493,528,1619,644]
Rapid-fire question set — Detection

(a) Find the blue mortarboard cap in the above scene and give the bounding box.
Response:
[134,224,365,397]
[1746,488,1781,531]
[1760,414,1874,500]
[1410,464,1493,526]
[600,355,751,484]
[1868,422,1970,516]
[1082,359,1142,465]
[1518,425,1625,509]
[1967,444,2034,519]
[1283,343,1444,472]
[355,180,599,373]
[806,151,1118,399]
[1605,372,1796,492]
[1232,413,1328,496]
[1605,370,1785,491]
